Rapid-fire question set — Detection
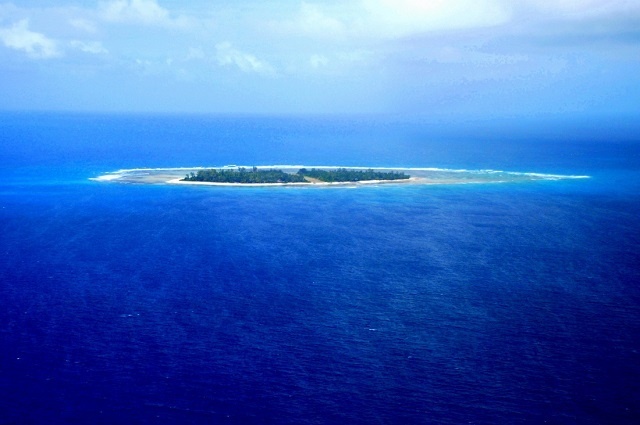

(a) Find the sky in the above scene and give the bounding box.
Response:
[0,0,639,116]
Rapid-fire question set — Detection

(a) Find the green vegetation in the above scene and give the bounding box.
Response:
[181,167,411,183]
[183,167,306,183]
[297,168,410,182]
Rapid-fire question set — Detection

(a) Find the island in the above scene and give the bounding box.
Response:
[91,165,590,187]
[182,167,410,184]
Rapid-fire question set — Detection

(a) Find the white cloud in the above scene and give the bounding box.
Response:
[360,0,511,37]
[100,0,189,28]
[0,19,61,59]
[70,40,108,55]
[310,54,328,68]
[300,3,345,33]
[186,47,205,61]
[215,42,275,75]
[269,1,511,41]
[274,2,346,38]
[69,18,98,34]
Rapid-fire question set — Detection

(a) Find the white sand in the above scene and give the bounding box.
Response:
[166,177,422,187]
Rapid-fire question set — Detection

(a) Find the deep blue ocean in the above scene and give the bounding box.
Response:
[1,112,639,424]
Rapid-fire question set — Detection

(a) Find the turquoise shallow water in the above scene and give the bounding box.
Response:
[1,113,639,424]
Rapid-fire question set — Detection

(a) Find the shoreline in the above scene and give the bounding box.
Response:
[165,177,423,187]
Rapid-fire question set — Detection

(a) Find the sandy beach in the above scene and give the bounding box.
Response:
[165,176,423,187]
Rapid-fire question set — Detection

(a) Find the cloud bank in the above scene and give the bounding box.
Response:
[0,0,638,114]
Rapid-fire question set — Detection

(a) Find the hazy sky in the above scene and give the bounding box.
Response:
[1,0,639,115]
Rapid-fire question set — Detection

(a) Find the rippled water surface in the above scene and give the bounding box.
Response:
[1,113,639,424]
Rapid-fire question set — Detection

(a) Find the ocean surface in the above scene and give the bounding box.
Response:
[1,112,639,424]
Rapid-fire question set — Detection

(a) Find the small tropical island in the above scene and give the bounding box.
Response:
[182,167,410,184]
[91,165,589,187]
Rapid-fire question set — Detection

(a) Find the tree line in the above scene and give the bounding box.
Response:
[182,167,410,183]
[297,168,409,182]
[183,167,306,183]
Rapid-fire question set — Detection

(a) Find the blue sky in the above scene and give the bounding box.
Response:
[0,0,639,116]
